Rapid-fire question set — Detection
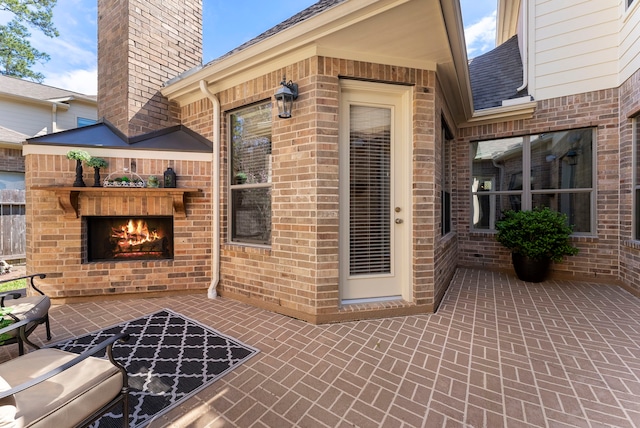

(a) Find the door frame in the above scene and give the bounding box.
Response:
[338,79,413,303]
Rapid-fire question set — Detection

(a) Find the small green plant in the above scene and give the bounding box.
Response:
[0,307,15,345]
[235,172,247,184]
[495,207,579,262]
[66,149,91,162]
[120,176,130,183]
[86,157,108,168]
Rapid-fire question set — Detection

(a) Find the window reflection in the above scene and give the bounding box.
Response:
[471,129,594,233]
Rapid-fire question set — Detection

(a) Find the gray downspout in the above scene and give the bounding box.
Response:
[199,80,221,299]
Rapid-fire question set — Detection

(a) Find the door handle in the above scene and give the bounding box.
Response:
[395,218,403,224]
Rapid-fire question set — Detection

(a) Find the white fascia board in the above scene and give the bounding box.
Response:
[22,144,212,162]
[0,92,71,110]
[460,100,537,128]
[162,0,412,102]
[501,95,534,106]
[169,45,319,106]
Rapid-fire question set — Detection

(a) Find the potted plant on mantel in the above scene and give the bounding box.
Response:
[66,149,91,187]
[86,157,108,187]
[495,207,579,282]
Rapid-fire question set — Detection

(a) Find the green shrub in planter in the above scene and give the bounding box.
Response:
[496,208,579,282]
[495,207,579,262]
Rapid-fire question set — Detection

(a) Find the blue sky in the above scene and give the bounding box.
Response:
[6,0,497,95]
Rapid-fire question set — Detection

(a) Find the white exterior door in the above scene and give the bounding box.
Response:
[339,81,411,303]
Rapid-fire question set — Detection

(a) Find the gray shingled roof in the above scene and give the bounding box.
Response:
[0,75,96,102]
[0,125,29,144]
[25,119,212,153]
[468,35,528,110]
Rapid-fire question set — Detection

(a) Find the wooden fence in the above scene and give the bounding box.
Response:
[0,190,26,261]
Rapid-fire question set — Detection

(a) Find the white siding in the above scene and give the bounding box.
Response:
[58,103,98,130]
[530,0,619,100]
[0,98,97,141]
[0,100,53,137]
[620,0,640,81]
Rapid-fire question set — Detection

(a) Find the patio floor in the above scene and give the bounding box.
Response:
[4,267,640,427]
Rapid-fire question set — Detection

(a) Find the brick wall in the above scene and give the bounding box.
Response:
[0,148,24,173]
[25,154,212,301]
[97,0,202,136]
[620,67,640,295]
[433,78,459,307]
[457,89,622,282]
[182,57,454,323]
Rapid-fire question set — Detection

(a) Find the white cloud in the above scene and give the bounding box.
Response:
[464,11,496,58]
[43,68,97,95]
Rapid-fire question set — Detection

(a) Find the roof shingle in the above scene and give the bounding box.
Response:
[468,35,528,110]
[0,75,96,102]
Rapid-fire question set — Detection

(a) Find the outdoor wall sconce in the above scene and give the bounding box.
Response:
[274,77,298,119]
[566,149,578,166]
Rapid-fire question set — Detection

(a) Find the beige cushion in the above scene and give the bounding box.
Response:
[0,348,123,427]
[0,296,50,340]
[3,296,50,321]
[0,376,17,428]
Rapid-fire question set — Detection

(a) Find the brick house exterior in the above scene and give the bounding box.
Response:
[23,0,640,323]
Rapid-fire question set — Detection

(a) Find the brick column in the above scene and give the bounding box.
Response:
[97,0,203,136]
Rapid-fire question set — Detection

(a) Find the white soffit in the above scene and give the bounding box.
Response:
[163,0,456,105]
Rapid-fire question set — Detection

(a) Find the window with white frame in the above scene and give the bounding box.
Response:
[77,117,97,127]
[229,102,272,245]
[471,128,594,233]
[441,120,453,236]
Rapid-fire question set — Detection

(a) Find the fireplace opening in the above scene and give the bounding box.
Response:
[86,216,174,262]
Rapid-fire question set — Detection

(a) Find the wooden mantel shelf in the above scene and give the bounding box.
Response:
[32,187,202,219]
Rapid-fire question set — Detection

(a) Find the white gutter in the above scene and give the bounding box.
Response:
[199,80,221,299]
[516,0,528,92]
[51,104,58,133]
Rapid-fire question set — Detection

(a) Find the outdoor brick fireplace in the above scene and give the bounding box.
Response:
[23,153,213,302]
[20,0,213,302]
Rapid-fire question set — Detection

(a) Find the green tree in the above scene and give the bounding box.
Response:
[0,0,59,82]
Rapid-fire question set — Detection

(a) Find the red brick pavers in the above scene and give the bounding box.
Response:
[4,268,640,427]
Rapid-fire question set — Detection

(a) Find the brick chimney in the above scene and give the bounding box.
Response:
[97,0,202,137]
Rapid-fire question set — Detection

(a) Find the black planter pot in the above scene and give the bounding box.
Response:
[92,167,102,187]
[73,159,86,187]
[511,253,551,283]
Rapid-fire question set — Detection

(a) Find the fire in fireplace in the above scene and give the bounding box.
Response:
[86,216,173,262]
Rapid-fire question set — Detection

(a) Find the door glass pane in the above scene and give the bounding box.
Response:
[349,106,391,275]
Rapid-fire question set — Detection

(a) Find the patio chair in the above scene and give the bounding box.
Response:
[0,273,52,355]
[0,320,130,427]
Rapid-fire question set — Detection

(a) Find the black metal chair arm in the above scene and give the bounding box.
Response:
[0,332,130,399]
[0,292,22,306]
[0,274,47,297]
[0,318,33,337]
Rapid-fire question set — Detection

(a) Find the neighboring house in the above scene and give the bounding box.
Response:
[0,76,97,259]
[23,0,640,324]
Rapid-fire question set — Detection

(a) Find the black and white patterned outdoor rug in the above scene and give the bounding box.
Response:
[49,308,259,428]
